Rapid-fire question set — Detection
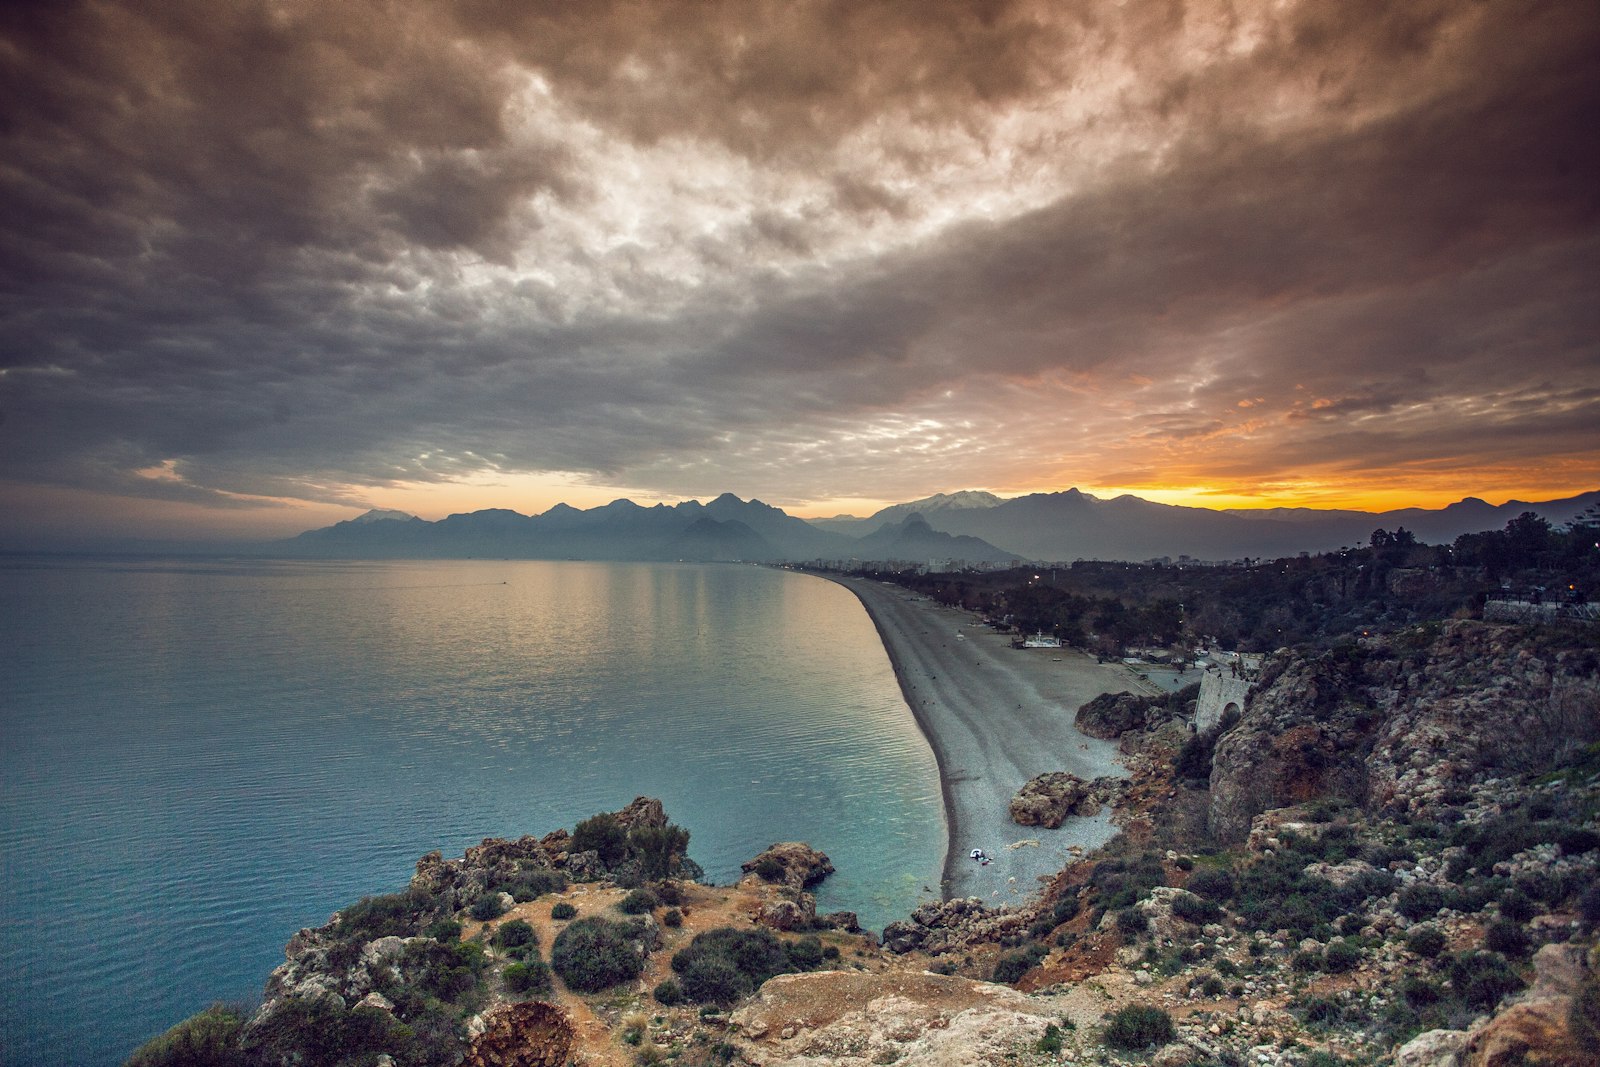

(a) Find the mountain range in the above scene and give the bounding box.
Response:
[281,488,1600,565]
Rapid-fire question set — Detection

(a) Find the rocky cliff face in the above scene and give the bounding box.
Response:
[1208,621,1600,841]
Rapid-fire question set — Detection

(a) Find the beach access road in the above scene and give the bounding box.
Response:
[830,576,1137,904]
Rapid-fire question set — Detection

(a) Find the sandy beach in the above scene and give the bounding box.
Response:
[824,575,1141,906]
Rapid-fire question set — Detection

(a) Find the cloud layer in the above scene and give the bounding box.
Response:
[2,0,1596,536]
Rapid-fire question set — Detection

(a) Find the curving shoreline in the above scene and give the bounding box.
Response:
[819,574,1137,903]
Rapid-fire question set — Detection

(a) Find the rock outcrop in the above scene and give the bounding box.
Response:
[1009,772,1127,828]
[880,896,1029,955]
[729,970,1068,1066]
[741,842,835,890]
[1076,691,1168,738]
[1207,622,1600,841]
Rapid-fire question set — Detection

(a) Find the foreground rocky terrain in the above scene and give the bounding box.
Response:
[130,620,1599,1067]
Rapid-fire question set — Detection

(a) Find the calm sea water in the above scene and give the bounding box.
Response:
[0,557,944,1066]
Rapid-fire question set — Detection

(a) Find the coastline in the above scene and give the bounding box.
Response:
[819,574,1136,903]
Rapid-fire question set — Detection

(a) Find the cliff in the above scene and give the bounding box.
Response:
[130,621,1600,1067]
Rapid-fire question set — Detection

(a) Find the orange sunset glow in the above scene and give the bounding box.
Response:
[1,0,1595,545]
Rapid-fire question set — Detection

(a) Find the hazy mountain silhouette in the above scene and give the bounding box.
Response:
[282,488,1598,564]
[882,488,1600,561]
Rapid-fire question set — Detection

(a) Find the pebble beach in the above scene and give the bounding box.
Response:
[826,575,1140,904]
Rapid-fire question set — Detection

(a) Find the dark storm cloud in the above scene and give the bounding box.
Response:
[0,0,1596,528]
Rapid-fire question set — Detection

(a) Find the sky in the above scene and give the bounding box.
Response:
[2,0,1597,544]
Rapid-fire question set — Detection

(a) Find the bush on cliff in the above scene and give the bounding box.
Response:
[670,927,818,1005]
[503,958,553,996]
[491,918,538,958]
[992,943,1048,984]
[125,1003,243,1067]
[240,997,421,1066]
[619,888,659,914]
[572,812,631,865]
[551,917,645,992]
[1103,1004,1176,1050]
[469,892,510,922]
[335,889,435,942]
[491,867,567,902]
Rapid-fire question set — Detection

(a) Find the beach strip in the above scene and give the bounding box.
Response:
[824,575,1136,903]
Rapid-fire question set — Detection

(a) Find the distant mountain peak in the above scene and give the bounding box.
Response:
[349,508,416,524]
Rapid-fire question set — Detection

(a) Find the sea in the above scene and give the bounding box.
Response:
[0,557,944,1066]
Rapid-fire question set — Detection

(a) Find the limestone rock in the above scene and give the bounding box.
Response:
[881,896,1029,956]
[742,842,836,890]
[761,895,818,932]
[1208,622,1600,842]
[1462,998,1584,1066]
[1076,692,1164,739]
[1394,1029,1469,1067]
[730,970,1067,1066]
[1009,772,1126,828]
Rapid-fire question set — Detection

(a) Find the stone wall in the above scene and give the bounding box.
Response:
[1195,669,1252,733]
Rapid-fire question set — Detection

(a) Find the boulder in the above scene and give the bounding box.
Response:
[742,842,835,890]
[1009,772,1126,828]
[1394,1029,1468,1067]
[1076,692,1157,738]
[760,895,818,931]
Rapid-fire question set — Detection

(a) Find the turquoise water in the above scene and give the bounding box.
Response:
[0,558,944,1066]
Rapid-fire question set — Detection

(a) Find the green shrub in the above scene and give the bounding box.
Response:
[1186,867,1236,901]
[1323,938,1361,973]
[653,978,685,1005]
[1397,883,1444,921]
[1103,1004,1176,1050]
[1091,853,1166,912]
[1171,891,1223,925]
[240,997,415,1064]
[1556,826,1600,855]
[492,919,538,957]
[1292,951,1322,973]
[1449,951,1526,1011]
[469,893,509,922]
[1497,889,1536,921]
[752,855,786,882]
[1406,925,1447,958]
[1295,996,1342,1025]
[1201,975,1225,997]
[494,868,568,903]
[572,813,630,865]
[1484,919,1531,959]
[677,954,747,1006]
[670,927,814,1005]
[786,935,825,969]
[1036,1022,1065,1053]
[619,888,659,914]
[125,1003,243,1067]
[336,891,432,942]
[398,939,488,1003]
[551,901,578,920]
[1402,976,1441,1007]
[1571,976,1600,1049]
[662,908,683,928]
[1580,883,1600,929]
[551,917,646,992]
[424,917,462,942]
[654,881,684,906]
[503,959,552,996]
[1115,907,1148,937]
[630,823,692,880]
[1174,727,1221,784]
[992,943,1047,984]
